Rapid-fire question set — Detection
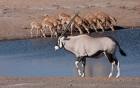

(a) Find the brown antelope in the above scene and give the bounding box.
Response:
[58,12,73,33]
[42,15,62,37]
[58,12,90,35]
[30,21,46,38]
[94,11,117,31]
[72,15,90,34]
[84,13,103,32]
[58,12,71,27]
[43,15,62,30]
[42,18,58,38]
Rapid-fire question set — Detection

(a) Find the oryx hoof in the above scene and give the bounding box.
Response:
[81,73,85,77]
[116,74,120,78]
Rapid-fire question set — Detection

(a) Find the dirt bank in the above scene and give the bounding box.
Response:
[0,77,140,88]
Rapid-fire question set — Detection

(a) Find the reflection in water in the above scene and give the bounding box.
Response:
[0,29,140,77]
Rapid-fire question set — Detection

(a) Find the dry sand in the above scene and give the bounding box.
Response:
[0,0,140,40]
[0,77,140,88]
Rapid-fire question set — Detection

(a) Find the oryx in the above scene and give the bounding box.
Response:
[55,34,126,78]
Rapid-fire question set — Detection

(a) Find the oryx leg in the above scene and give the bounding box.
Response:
[75,61,82,76]
[109,61,115,78]
[104,52,114,78]
[104,52,120,78]
[75,57,83,77]
[81,58,86,77]
[115,58,120,78]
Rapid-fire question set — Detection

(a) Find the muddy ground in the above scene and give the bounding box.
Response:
[0,77,140,88]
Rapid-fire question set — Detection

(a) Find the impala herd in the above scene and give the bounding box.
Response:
[30,11,117,38]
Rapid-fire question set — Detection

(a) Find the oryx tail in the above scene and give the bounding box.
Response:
[109,36,126,56]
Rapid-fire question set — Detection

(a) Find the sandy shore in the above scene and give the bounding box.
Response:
[0,0,140,40]
[0,77,139,88]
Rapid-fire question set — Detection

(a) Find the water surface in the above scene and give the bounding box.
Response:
[0,29,139,77]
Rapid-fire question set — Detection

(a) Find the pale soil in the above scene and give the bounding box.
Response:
[0,77,140,88]
[0,0,140,40]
